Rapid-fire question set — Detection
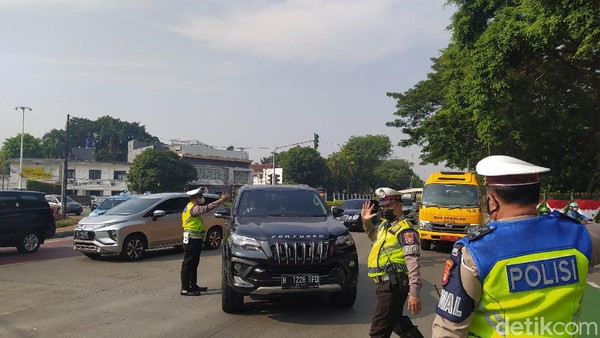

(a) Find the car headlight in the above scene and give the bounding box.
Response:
[335,232,355,247]
[93,220,126,230]
[419,220,432,231]
[231,233,261,250]
[350,214,360,221]
[107,230,117,241]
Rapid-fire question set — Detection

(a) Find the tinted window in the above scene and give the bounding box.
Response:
[402,198,413,207]
[21,194,46,208]
[0,194,18,211]
[340,199,366,210]
[154,198,187,214]
[238,190,327,217]
[97,198,132,210]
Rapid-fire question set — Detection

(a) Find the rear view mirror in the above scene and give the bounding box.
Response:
[332,207,344,218]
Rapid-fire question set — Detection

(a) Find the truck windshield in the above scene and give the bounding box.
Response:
[422,184,480,207]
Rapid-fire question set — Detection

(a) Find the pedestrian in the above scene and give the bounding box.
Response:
[432,155,600,337]
[361,187,424,338]
[180,188,230,296]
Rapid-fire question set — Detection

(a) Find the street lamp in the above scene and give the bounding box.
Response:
[14,106,32,190]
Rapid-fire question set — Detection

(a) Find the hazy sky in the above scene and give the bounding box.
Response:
[1,0,454,180]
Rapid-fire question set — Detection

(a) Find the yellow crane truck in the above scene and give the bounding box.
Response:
[417,172,484,250]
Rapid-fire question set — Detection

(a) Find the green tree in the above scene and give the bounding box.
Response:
[1,133,44,159]
[372,159,423,191]
[127,149,197,193]
[386,0,599,192]
[326,151,356,194]
[41,129,67,158]
[278,146,327,187]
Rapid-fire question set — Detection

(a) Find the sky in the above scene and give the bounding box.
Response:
[0,0,454,181]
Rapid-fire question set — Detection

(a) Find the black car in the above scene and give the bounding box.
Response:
[217,184,359,313]
[332,198,378,231]
[0,190,57,254]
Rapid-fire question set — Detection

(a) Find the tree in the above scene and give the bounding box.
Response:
[41,129,67,159]
[1,133,44,159]
[386,0,599,192]
[127,149,197,193]
[372,159,423,191]
[278,146,327,187]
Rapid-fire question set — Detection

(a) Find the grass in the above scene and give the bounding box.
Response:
[55,216,80,228]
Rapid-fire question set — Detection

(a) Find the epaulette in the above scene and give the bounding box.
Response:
[467,225,495,241]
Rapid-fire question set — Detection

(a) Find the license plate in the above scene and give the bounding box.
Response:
[75,231,94,240]
[281,274,319,289]
[440,235,460,242]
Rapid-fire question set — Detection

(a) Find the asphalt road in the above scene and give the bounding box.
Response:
[0,230,599,338]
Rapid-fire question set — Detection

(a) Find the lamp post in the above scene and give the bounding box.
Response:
[14,106,32,190]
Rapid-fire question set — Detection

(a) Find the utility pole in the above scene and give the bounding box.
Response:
[61,114,70,218]
[14,106,32,190]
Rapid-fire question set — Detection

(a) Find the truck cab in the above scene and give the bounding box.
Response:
[418,172,483,250]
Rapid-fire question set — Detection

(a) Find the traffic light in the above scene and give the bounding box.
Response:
[313,133,319,150]
[267,174,273,185]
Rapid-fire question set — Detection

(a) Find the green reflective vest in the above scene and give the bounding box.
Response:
[367,219,412,277]
[182,201,206,239]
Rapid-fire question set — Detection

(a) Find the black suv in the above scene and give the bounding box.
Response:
[218,185,359,313]
[0,190,57,254]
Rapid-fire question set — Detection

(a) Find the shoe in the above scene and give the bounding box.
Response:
[180,289,201,296]
[189,285,208,292]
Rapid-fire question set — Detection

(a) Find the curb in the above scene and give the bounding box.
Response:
[53,231,74,239]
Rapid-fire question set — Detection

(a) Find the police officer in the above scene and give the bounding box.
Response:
[432,155,600,337]
[180,188,229,296]
[361,187,424,338]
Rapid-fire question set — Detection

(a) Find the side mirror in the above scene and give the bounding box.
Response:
[214,207,231,218]
[152,209,166,221]
[332,207,344,218]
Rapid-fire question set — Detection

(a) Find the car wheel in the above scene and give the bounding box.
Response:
[75,212,81,216]
[420,239,432,251]
[330,286,357,308]
[222,270,244,313]
[120,234,147,261]
[84,253,102,260]
[204,227,223,250]
[16,232,41,254]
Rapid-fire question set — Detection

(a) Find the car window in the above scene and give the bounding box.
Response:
[21,194,47,208]
[238,190,327,217]
[402,199,413,207]
[0,194,18,211]
[98,198,130,210]
[106,198,161,215]
[340,199,365,209]
[154,198,185,214]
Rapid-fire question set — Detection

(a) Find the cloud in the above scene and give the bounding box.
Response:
[169,0,450,66]
[0,0,144,10]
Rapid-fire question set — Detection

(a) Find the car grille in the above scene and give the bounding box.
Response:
[431,223,467,234]
[271,240,331,264]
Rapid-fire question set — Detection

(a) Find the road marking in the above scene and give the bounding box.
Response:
[588,281,600,291]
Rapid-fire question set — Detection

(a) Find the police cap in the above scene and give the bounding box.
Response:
[375,187,403,206]
[476,155,550,186]
[186,188,204,197]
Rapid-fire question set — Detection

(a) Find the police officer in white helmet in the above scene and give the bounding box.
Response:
[432,155,600,337]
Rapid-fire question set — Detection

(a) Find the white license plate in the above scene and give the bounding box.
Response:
[281,274,319,289]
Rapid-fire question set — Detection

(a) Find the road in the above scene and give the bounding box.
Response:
[0,230,599,338]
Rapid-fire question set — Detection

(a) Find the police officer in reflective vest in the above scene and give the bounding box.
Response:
[180,188,229,296]
[362,187,424,338]
[432,155,600,337]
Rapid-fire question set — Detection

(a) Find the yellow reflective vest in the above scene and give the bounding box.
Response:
[182,201,206,239]
[367,218,413,277]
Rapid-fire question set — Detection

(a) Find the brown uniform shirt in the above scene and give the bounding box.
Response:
[432,221,600,338]
[363,218,422,296]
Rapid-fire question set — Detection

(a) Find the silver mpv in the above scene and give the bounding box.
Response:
[73,192,225,261]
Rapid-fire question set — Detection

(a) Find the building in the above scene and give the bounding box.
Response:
[251,164,283,185]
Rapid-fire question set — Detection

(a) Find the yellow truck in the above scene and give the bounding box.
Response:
[417,172,483,250]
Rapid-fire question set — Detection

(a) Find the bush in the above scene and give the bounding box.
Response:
[56,217,79,228]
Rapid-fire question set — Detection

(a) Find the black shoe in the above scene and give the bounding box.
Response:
[180,289,201,296]
[189,285,208,292]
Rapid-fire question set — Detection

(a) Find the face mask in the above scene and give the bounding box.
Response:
[383,209,396,222]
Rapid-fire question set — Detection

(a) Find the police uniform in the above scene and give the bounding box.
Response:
[364,187,424,338]
[180,188,226,296]
[432,156,600,337]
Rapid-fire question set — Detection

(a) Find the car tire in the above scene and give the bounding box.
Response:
[120,234,147,261]
[75,212,81,216]
[16,231,41,254]
[222,270,244,313]
[420,239,432,251]
[204,227,223,250]
[330,286,357,308]
[84,253,102,260]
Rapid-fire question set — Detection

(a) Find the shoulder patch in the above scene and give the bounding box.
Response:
[551,210,581,224]
[436,248,476,322]
[467,226,495,241]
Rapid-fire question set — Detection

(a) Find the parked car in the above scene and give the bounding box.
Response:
[73,192,225,261]
[0,190,56,254]
[89,194,139,216]
[45,194,84,216]
[332,198,379,231]
[218,184,358,313]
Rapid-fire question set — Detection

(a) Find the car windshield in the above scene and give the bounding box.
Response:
[422,184,480,207]
[340,199,366,210]
[52,196,77,203]
[97,198,132,210]
[238,190,328,217]
[105,197,161,215]
[402,199,413,207]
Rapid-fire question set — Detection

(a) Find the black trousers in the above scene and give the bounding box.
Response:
[181,238,203,289]
[369,273,418,338]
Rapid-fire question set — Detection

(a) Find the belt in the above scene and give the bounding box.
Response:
[372,274,390,283]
